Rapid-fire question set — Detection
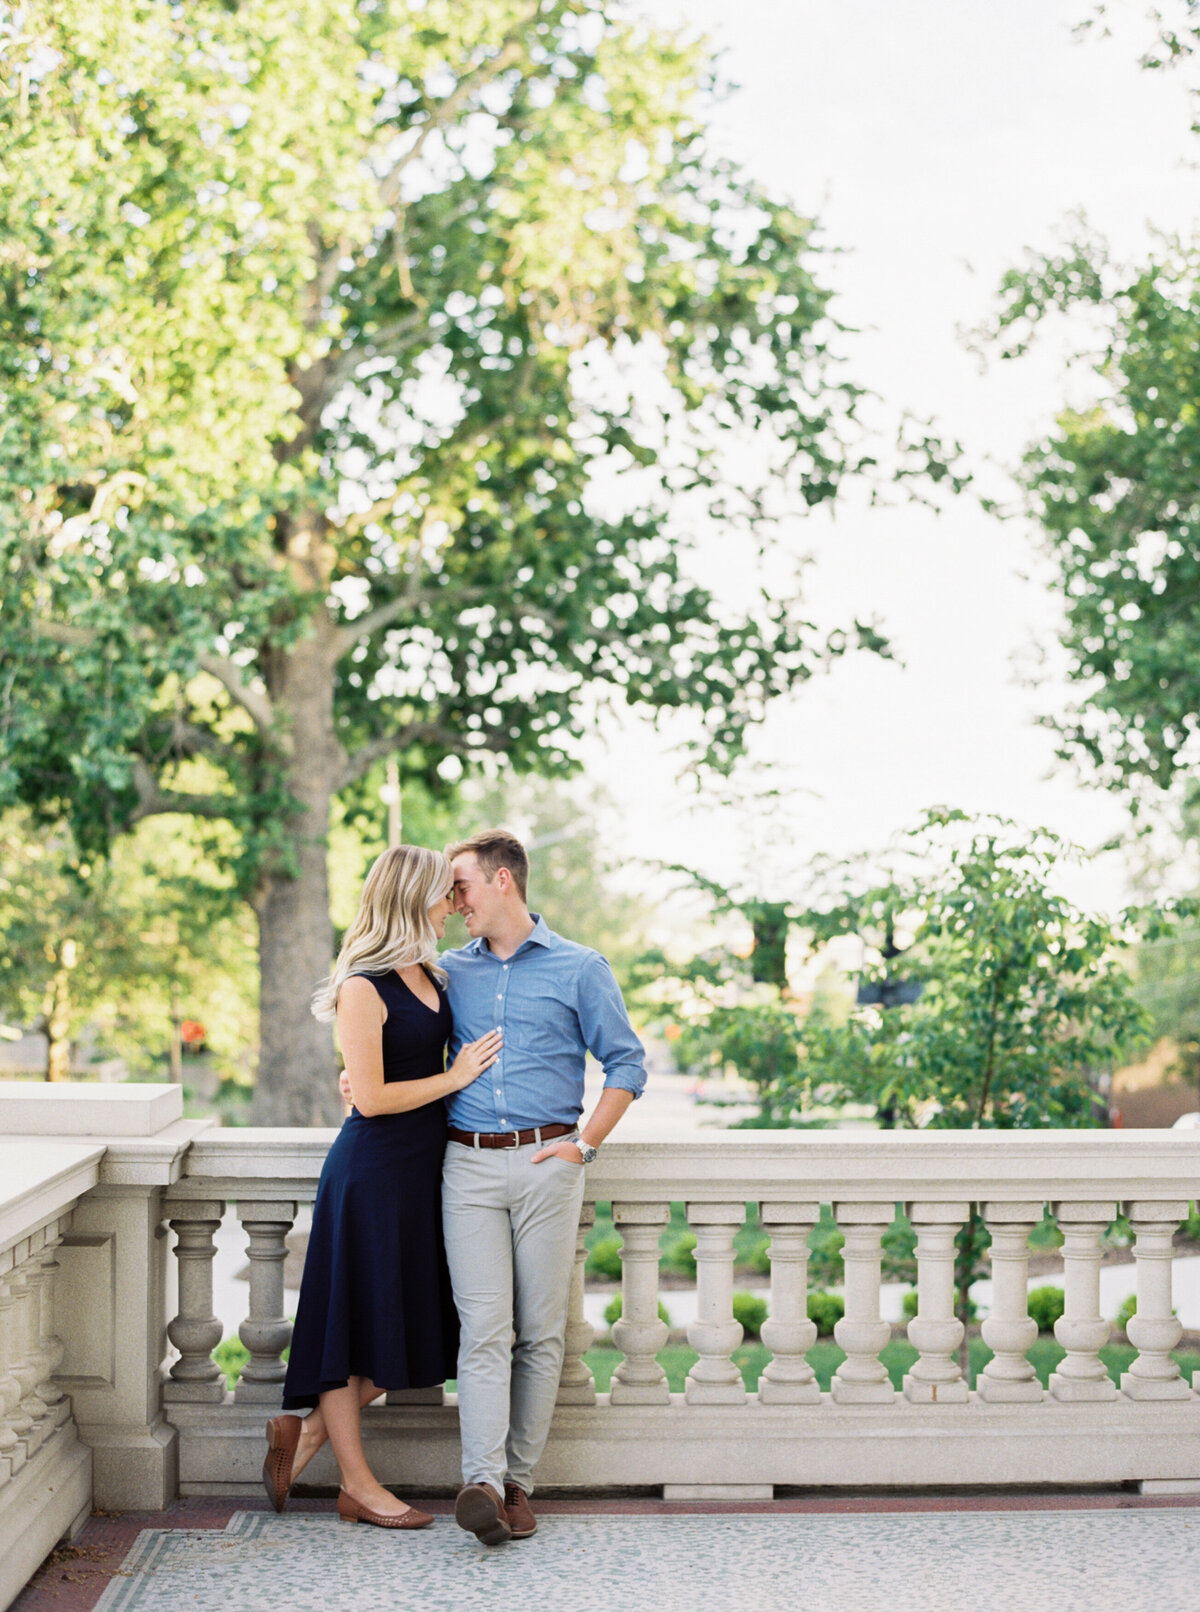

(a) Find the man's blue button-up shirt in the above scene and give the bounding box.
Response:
[441,914,646,1132]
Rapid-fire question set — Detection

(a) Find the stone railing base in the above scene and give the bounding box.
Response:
[168,1393,1200,1498]
[0,1418,92,1612]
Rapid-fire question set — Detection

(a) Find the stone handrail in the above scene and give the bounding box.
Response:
[163,1126,1200,1500]
[0,1139,104,1611]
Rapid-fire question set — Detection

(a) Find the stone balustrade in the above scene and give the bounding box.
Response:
[2,1084,1200,1611]
[164,1127,1200,1500]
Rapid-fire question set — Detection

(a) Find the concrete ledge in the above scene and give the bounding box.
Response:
[0,1141,104,1254]
[0,1426,92,1612]
[0,1081,182,1137]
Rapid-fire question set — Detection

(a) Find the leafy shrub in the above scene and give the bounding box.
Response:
[744,1235,772,1276]
[586,1235,623,1280]
[1027,1285,1065,1333]
[806,1291,844,1336]
[214,1335,249,1388]
[603,1294,671,1329]
[1115,1293,1137,1331]
[660,1231,697,1274]
[732,1292,768,1337]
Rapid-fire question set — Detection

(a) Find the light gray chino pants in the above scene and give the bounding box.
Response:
[442,1136,586,1496]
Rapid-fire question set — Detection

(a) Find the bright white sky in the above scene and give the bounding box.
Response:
[584,0,1199,928]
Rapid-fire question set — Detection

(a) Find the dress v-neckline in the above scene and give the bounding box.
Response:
[395,967,441,1016]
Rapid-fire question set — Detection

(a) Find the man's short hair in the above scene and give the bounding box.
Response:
[447,827,530,901]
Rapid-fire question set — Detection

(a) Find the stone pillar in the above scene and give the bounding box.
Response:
[1049,1200,1117,1403]
[35,1234,68,1412]
[234,1201,297,1405]
[831,1203,894,1404]
[1122,1200,1192,1401]
[609,1202,670,1405]
[0,1267,25,1481]
[977,1202,1042,1403]
[685,1203,746,1405]
[163,1201,226,1404]
[757,1201,820,1405]
[11,1262,50,1453]
[557,1203,597,1407]
[903,1201,969,1405]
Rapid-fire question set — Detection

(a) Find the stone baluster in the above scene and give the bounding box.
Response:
[164,1200,227,1403]
[903,1201,969,1404]
[557,1203,597,1406]
[11,1258,50,1452]
[610,1203,670,1405]
[831,1203,894,1404]
[757,1201,820,1405]
[1122,1200,1192,1401]
[1049,1200,1117,1402]
[0,1266,23,1481]
[977,1202,1042,1402]
[685,1203,746,1405]
[235,1201,298,1404]
[34,1228,68,1417]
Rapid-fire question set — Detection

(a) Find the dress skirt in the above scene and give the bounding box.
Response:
[281,1101,460,1408]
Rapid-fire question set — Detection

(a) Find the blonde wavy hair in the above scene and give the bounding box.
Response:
[311,845,453,1022]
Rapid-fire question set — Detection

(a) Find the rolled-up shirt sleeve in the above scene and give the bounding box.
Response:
[577,952,647,1098]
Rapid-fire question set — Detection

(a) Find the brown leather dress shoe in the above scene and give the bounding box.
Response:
[454,1482,513,1546]
[336,1489,434,1529]
[503,1482,537,1538]
[262,1415,302,1514]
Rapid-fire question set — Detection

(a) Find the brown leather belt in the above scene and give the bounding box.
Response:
[447,1122,575,1150]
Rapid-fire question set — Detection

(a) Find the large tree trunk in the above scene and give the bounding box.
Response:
[43,952,72,1082]
[251,620,345,1126]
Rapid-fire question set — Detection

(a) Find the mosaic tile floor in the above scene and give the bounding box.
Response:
[81,1505,1200,1612]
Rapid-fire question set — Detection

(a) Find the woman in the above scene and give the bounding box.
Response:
[262,845,501,1529]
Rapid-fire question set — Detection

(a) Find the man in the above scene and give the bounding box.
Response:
[439,828,645,1544]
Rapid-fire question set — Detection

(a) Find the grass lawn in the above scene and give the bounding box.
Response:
[581,1338,1200,1394]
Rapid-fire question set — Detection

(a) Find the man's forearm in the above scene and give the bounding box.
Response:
[580,1087,634,1148]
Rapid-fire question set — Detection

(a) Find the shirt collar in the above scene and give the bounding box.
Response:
[467,913,556,957]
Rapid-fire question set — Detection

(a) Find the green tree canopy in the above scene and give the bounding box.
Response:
[1,1,905,1121]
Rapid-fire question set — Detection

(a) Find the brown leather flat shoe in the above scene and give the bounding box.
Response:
[503,1482,537,1539]
[454,1482,512,1546]
[262,1415,302,1514]
[337,1489,434,1529]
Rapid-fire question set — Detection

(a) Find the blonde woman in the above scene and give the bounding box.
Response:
[263,846,501,1529]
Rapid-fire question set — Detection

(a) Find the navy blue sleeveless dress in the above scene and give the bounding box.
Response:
[281,970,459,1408]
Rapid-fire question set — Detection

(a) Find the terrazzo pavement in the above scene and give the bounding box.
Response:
[12,1493,1200,1612]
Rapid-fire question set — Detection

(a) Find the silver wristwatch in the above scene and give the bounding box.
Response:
[575,1138,599,1164]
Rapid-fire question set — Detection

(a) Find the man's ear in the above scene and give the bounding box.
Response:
[495,866,511,894]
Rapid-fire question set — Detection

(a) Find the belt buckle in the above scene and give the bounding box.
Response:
[501,1129,520,1149]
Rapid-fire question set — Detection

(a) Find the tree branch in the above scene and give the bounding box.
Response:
[378,27,533,209]
[34,620,274,735]
[127,758,238,824]
[195,652,274,735]
[337,720,506,791]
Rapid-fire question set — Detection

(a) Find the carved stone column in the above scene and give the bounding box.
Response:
[831,1203,894,1404]
[234,1201,298,1404]
[0,1269,24,1481]
[609,1203,670,1405]
[1122,1200,1192,1401]
[558,1203,597,1406]
[34,1228,68,1413]
[977,1202,1042,1403]
[758,1201,821,1405]
[903,1201,969,1404]
[10,1262,50,1451]
[164,1200,226,1404]
[1049,1200,1117,1402]
[685,1203,746,1405]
